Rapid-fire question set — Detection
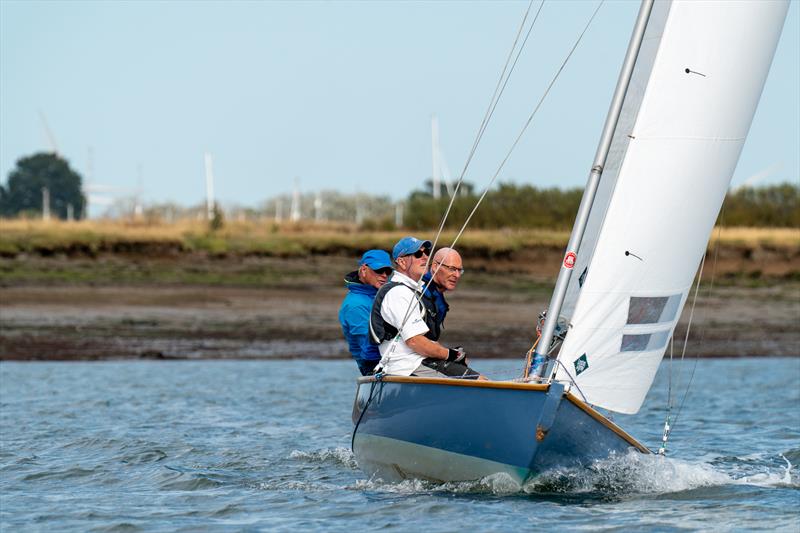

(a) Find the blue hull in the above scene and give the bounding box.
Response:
[352,376,649,483]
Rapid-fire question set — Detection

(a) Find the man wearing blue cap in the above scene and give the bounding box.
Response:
[370,236,481,379]
[339,249,393,375]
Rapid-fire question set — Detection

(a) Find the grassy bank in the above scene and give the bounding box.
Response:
[0,219,571,258]
[1,219,797,258]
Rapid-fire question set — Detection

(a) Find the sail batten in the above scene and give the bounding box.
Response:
[555,0,789,415]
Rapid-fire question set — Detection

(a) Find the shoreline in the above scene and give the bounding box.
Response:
[2,254,798,360]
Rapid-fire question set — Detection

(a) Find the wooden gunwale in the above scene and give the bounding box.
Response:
[564,392,651,453]
[356,375,651,453]
[357,375,549,392]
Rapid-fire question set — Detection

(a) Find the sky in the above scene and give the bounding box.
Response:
[1,0,798,217]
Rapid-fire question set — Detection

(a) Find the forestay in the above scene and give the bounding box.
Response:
[555,0,788,414]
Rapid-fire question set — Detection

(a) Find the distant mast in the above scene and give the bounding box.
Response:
[431,115,441,199]
[291,177,301,222]
[355,192,364,225]
[204,152,215,220]
[134,163,143,220]
[314,191,323,222]
[85,146,94,219]
[38,110,60,155]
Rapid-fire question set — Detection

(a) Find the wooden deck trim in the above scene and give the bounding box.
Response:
[357,375,550,392]
[564,392,651,453]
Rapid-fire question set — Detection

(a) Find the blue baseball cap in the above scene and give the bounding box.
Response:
[392,236,432,260]
[358,249,392,270]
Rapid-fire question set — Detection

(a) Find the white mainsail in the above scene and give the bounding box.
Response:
[554,0,789,414]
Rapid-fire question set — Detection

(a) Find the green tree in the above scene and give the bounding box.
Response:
[0,153,86,219]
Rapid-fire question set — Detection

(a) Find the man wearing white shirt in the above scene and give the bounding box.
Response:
[369,236,481,379]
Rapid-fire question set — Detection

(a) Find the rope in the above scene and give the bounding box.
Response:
[553,358,589,403]
[351,374,382,451]
[671,221,724,434]
[659,337,675,454]
[381,0,546,361]
[470,0,546,170]
[441,0,605,255]
[381,1,604,369]
[658,254,706,455]
[522,334,541,379]
[420,0,603,372]
[427,0,543,260]
[659,217,724,453]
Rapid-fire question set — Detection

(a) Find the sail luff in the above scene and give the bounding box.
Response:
[534,0,656,376]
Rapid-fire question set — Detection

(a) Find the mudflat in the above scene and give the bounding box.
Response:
[1,254,797,360]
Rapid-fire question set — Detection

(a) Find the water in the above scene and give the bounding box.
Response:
[1,358,798,532]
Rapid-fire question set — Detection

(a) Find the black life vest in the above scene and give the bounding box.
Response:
[369,280,441,344]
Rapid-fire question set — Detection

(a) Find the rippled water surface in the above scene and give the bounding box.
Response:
[1,358,798,531]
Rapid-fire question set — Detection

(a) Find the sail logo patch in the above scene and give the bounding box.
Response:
[563,252,577,269]
[574,353,589,376]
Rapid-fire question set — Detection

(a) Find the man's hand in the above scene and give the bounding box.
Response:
[447,346,467,364]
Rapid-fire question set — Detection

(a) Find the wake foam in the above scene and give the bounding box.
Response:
[351,450,797,496]
[526,451,732,495]
[289,447,358,469]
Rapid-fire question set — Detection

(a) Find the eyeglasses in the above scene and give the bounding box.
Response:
[434,261,464,275]
[374,267,393,276]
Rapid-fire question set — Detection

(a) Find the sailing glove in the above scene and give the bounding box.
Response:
[447,347,466,363]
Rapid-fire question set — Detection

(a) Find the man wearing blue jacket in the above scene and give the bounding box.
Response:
[339,249,393,375]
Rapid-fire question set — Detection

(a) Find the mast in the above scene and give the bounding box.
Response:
[534,0,655,378]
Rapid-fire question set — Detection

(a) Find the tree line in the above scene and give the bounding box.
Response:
[1,152,797,228]
[405,181,799,229]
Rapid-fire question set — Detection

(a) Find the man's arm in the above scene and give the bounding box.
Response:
[352,300,381,361]
[405,335,448,359]
[383,285,464,362]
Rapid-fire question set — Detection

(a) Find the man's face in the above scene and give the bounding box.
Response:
[432,252,463,291]
[397,246,430,280]
[360,265,391,289]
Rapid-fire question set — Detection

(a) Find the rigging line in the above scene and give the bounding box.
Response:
[553,358,588,403]
[384,1,589,360]
[351,376,381,451]
[446,0,605,251]
[668,337,674,409]
[406,3,602,369]
[383,0,544,355]
[659,332,676,454]
[676,253,706,389]
[427,0,540,261]
[671,219,724,435]
[471,0,546,173]
[452,0,538,187]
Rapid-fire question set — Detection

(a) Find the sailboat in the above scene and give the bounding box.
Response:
[351,0,789,484]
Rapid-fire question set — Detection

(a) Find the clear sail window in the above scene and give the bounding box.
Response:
[627,295,682,324]
[621,330,671,352]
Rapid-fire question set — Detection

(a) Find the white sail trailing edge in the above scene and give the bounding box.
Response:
[555,0,789,414]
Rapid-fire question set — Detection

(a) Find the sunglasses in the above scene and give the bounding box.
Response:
[406,248,430,259]
[374,267,393,276]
